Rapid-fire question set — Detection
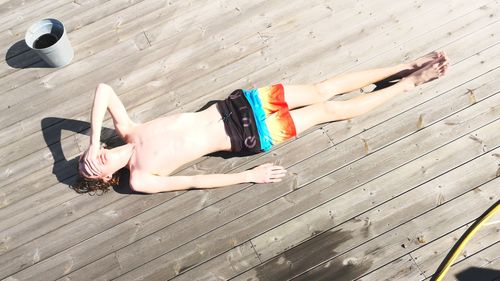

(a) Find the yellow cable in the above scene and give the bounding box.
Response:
[431,200,499,281]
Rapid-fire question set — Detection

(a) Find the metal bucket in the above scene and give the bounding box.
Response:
[25,18,74,67]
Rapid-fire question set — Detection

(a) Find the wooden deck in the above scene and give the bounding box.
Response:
[1,0,499,280]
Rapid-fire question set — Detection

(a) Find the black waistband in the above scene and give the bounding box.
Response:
[216,89,262,154]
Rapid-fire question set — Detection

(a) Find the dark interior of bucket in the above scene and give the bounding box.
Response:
[33,21,64,49]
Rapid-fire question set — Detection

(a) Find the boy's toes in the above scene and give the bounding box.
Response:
[438,56,447,65]
[439,64,448,76]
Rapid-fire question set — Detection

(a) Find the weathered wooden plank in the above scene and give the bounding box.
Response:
[1,0,113,54]
[421,242,500,281]
[172,241,263,281]
[281,1,500,89]
[111,98,500,279]
[0,191,125,256]
[0,0,38,17]
[0,0,74,33]
[215,0,499,91]
[0,0,214,90]
[0,191,179,279]
[0,0,147,81]
[191,179,500,281]
[345,1,500,73]
[3,34,500,280]
[359,212,500,281]
[236,179,499,281]
[1,0,134,53]
[169,242,263,281]
[357,255,424,281]
[441,243,500,281]
[298,183,500,281]
[411,211,500,277]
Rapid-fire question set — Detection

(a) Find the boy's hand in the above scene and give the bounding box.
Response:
[247,163,287,183]
[80,143,102,177]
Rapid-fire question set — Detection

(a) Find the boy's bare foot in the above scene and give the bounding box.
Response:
[390,51,446,80]
[407,51,443,70]
[404,56,448,86]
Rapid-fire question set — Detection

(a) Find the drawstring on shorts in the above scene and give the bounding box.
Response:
[221,111,233,122]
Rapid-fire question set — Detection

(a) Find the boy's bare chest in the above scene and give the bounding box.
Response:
[127,112,227,175]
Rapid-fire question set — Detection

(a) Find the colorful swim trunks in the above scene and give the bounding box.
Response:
[243,84,297,152]
[216,84,297,154]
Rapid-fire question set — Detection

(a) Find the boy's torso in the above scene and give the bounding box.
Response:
[126,104,231,176]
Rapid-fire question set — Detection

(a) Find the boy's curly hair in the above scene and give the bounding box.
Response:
[73,172,120,195]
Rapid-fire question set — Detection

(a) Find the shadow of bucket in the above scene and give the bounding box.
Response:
[25,18,74,68]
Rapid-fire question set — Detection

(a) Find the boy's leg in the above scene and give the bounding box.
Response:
[289,61,448,135]
[283,51,443,110]
[283,64,407,110]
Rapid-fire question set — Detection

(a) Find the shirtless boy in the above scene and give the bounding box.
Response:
[77,51,449,193]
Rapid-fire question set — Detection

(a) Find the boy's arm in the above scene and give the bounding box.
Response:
[89,84,108,146]
[130,163,287,193]
[89,83,136,145]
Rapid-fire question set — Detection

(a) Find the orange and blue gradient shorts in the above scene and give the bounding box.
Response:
[216,84,297,154]
[243,84,297,152]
